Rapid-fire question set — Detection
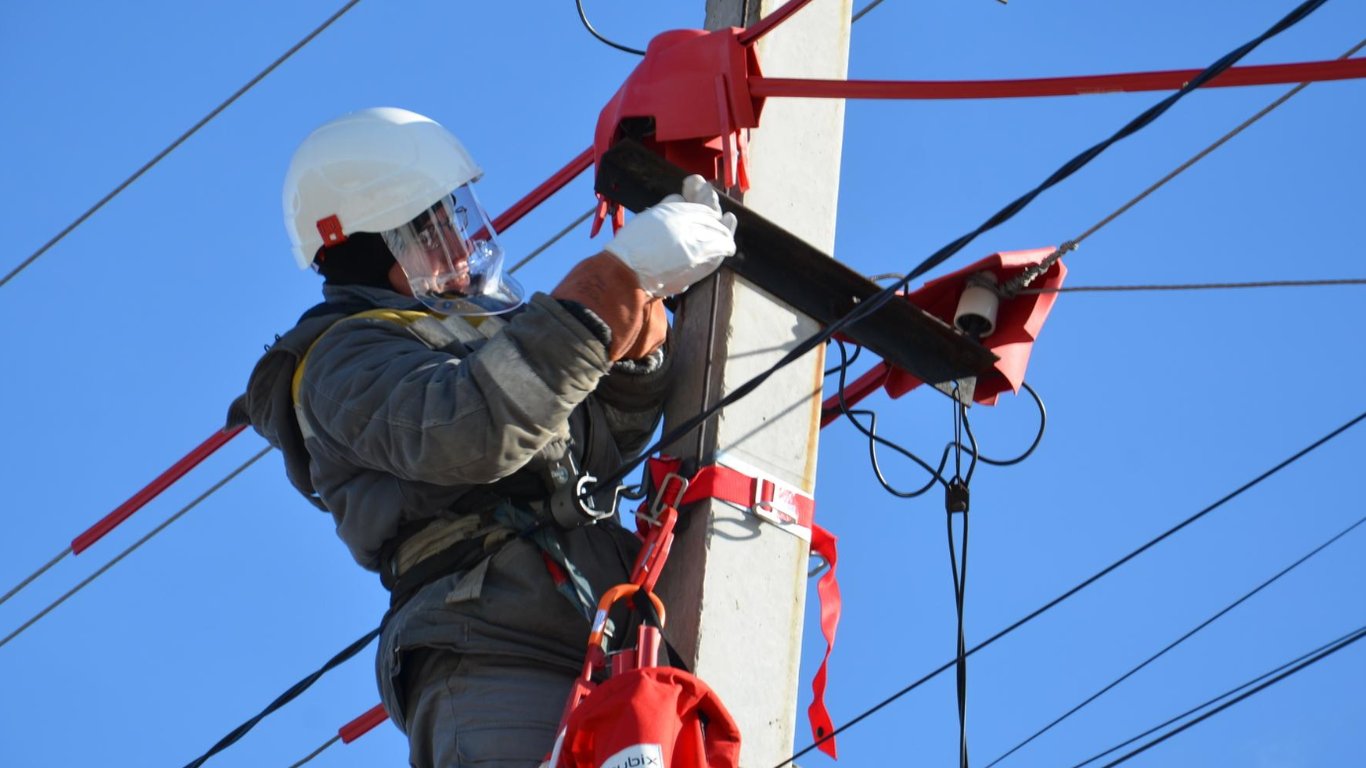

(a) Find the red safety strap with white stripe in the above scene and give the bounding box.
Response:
[646,457,841,758]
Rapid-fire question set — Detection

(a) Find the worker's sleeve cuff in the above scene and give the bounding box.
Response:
[555,298,613,350]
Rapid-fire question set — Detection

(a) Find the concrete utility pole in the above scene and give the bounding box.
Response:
[657,1,851,764]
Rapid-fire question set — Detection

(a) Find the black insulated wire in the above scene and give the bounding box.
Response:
[823,340,862,376]
[959,382,1047,467]
[1097,625,1366,767]
[831,340,948,497]
[984,512,1366,768]
[585,0,1331,502]
[0,0,366,290]
[181,627,381,768]
[947,389,971,768]
[574,0,646,55]
[1067,622,1366,768]
[772,406,1366,767]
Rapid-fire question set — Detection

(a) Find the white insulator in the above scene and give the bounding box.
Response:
[954,272,1000,338]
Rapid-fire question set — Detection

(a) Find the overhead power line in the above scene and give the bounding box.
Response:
[985,512,1366,767]
[776,406,1366,766]
[181,627,381,768]
[0,448,270,652]
[1098,625,1366,767]
[0,0,365,290]
[1024,277,1366,294]
[851,0,890,24]
[1068,622,1366,768]
[0,425,245,609]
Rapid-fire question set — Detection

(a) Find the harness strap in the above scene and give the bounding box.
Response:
[643,455,841,758]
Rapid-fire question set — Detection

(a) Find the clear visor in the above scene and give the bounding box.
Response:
[381,185,524,316]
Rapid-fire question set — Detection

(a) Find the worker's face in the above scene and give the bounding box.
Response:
[381,185,525,316]
[384,197,477,300]
[404,203,472,294]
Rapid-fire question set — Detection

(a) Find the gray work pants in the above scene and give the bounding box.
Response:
[402,649,577,768]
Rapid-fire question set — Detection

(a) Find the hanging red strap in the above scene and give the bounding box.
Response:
[807,524,840,758]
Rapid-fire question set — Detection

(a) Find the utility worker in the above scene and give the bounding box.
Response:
[233,107,737,767]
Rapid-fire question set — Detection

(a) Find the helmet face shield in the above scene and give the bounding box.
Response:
[381,184,523,315]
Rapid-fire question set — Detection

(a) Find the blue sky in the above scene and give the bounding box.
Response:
[1,1,1363,766]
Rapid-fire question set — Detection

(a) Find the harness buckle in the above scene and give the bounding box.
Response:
[549,474,618,528]
[751,477,801,528]
[644,472,689,525]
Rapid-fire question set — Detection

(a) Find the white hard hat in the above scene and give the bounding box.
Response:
[283,107,483,269]
[283,107,523,315]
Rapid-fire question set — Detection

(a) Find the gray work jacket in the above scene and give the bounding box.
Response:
[235,283,670,730]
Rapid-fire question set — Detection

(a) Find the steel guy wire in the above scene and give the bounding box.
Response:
[1097,625,1366,767]
[984,512,1366,767]
[287,734,341,768]
[1001,34,1366,297]
[1067,622,1366,768]
[774,406,1366,766]
[586,0,1332,500]
[507,207,596,274]
[0,0,365,290]
[0,546,70,610]
[0,447,271,652]
[1022,277,1366,294]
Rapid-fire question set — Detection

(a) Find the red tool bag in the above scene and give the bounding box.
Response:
[555,665,741,768]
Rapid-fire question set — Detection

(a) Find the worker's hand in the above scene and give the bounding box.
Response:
[552,252,653,361]
[620,298,668,361]
[604,174,737,297]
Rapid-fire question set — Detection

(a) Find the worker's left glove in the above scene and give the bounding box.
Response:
[604,174,738,297]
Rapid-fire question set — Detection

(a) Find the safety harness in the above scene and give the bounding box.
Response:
[279,303,613,620]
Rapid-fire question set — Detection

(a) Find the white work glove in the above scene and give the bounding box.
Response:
[604,174,738,297]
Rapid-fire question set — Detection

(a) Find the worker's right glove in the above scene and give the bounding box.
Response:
[553,252,656,362]
[604,174,738,297]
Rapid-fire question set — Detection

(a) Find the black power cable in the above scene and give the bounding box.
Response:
[960,382,1047,467]
[574,0,646,55]
[1098,625,1366,767]
[832,339,949,497]
[985,512,1366,767]
[946,394,971,768]
[773,407,1366,767]
[586,0,1333,502]
[181,627,380,768]
[1068,622,1366,768]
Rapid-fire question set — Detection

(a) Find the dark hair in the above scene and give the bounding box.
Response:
[313,231,397,288]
